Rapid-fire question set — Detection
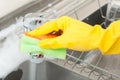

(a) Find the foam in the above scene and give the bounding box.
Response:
[0,33,29,78]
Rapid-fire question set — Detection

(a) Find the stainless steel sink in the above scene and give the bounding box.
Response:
[37,61,88,80]
[0,60,89,80]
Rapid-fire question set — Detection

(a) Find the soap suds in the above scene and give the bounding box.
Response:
[0,33,29,78]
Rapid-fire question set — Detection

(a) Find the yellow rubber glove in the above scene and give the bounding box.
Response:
[27,16,120,54]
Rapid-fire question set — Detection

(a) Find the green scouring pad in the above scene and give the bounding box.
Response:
[19,35,66,59]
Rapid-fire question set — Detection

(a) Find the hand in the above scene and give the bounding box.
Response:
[27,16,98,51]
[27,16,120,54]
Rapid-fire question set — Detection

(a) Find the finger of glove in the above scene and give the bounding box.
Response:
[27,20,59,37]
[26,16,73,37]
[39,36,65,49]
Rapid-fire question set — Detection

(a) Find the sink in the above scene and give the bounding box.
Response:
[2,61,89,80]
[38,61,89,80]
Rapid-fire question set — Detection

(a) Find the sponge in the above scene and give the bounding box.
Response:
[20,35,66,59]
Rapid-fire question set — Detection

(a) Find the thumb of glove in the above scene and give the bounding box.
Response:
[39,36,66,49]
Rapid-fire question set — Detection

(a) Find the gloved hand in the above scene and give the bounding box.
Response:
[27,16,120,54]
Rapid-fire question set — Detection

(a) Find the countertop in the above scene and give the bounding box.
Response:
[0,0,34,19]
